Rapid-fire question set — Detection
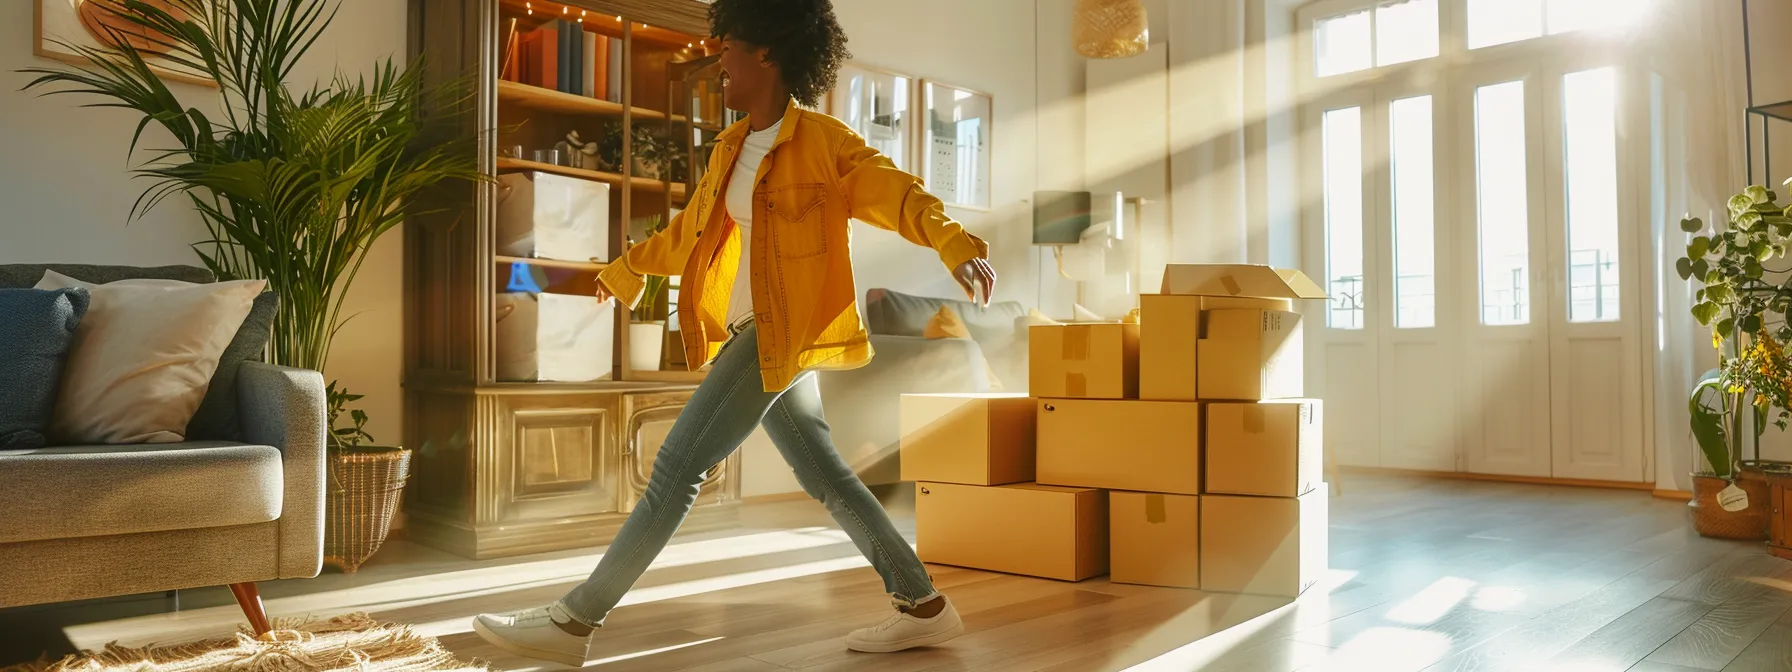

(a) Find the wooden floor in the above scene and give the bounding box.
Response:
[6,476,1792,671]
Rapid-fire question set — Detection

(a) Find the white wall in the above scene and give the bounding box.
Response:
[0,1,410,447]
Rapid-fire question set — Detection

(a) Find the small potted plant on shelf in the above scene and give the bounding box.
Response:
[629,215,670,373]
[1677,184,1792,539]
[631,124,667,181]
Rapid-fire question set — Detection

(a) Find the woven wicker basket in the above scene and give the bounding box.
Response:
[323,446,412,573]
[1690,472,1770,541]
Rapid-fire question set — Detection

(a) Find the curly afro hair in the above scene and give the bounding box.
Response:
[709,0,851,109]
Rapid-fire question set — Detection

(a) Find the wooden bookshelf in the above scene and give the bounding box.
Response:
[495,255,608,272]
[496,80,666,119]
[406,0,736,560]
[496,157,675,192]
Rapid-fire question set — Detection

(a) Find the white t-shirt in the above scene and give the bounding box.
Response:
[724,119,782,328]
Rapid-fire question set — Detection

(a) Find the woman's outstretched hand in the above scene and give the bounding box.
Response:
[594,281,614,304]
[953,258,997,307]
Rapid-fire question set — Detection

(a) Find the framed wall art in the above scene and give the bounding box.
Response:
[827,62,918,173]
[921,80,992,210]
[36,0,214,87]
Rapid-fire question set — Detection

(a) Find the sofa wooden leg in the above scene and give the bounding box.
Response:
[228,582,272,636]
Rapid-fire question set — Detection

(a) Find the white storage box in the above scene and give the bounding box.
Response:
[496,292,615,382]
[497,171,611,262]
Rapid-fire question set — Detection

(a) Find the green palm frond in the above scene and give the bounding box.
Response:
[19,0,480,438]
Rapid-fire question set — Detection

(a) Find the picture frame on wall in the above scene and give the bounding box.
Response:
[921,80,992,210]
[36,0,215,88]
[827,62,918,173]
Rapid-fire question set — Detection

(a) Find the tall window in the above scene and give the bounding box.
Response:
[1324,107,1366,329]
[1563,67,1621,322]
[1475,81,1530,326]
[1391,96,1436,328]
[1466,0,1627,49]
[1314,0,1439,77]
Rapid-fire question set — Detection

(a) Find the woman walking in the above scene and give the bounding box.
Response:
[472,0,997,665]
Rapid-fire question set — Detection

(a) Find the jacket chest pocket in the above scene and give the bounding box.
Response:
[763,183,828,259]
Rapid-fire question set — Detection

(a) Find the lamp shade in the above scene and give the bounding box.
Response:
[1073,0,1149,59]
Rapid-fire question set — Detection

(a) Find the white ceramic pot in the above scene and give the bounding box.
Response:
[629,321,666,372]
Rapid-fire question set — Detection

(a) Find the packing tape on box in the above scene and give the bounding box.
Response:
[1145,494,1167,524]
[1245,405,1266,433]
[1062,325,1091,360]
[1220,274,1243,296]
[1062,326,1091,396]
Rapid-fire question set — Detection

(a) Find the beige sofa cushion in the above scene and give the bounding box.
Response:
[35,271,265,444]
[0,441,282,543]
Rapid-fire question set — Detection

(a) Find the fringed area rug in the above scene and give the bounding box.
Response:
[6,613,486,671]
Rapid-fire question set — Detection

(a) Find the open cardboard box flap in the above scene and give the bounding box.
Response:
[1160,264,1327,299]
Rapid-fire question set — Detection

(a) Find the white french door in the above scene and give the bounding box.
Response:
[1311,58,1646,482]
[1457,62,1552,476]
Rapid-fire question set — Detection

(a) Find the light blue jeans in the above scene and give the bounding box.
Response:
[558,323,937,626]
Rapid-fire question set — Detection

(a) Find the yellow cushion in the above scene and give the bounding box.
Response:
[924,305,1003,391]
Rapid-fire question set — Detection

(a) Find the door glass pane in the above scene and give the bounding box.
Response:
[1324,107,1366,329]
[1546,0,1612,35]
[1391,95,1435,329]
[1563,67,1620,322]
[1467,0,1543,49]
[1316,11,1372,77]
[1376,0,1439,66]
[1475,81,1530,326]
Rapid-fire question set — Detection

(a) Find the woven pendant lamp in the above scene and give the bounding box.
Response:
[1073,0,1149,59]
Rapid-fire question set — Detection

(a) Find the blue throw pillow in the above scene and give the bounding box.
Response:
[0,287,91,449]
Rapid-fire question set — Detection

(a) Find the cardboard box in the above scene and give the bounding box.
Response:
[1111,492,1201,588]
[1139,295,1295,401]
[915,482,1109,581]
[1160,264,1327,299]
[1036,399,1201,494]
[1198,309,1304,400]
[900,393,1036,486]
[496,171,611,263]
[495,292,615,382]
[1201,490,1328,597]
[1030,323,1139,399]
[1206,400,1323,497]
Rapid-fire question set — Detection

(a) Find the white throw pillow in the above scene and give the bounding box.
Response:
[34,270,266,444]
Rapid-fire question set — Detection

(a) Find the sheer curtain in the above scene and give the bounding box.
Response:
[1645,0,1746,490]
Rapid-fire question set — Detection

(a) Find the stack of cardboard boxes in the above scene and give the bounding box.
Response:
[901,264,1329,597]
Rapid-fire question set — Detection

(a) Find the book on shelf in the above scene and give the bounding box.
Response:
[582,30,597,97]
[558,20,573,93]
[607,38,623,103]
[501,18,520,81]
[594,35,610,101]
[529,23,557,91]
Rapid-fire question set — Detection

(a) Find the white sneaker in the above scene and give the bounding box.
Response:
[471,602,592,667]
[845,596,965,653]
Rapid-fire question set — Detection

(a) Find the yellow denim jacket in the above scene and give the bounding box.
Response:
[599,99,988,392]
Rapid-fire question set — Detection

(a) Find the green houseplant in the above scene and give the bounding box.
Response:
[1676,184,1792,539]
[628,215,671,372]
[22,0,474,568]
[21,0,477,437]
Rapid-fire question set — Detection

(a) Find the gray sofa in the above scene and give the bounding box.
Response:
[0,264,326,636]
[820,288,1029,487]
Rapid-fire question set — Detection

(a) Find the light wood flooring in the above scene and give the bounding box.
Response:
[5,475,1792,671]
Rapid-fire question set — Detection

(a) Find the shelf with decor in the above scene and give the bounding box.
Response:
[404,0,736,560]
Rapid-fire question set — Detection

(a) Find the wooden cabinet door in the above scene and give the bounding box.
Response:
[620,388,741,512]
[491,393,621,525]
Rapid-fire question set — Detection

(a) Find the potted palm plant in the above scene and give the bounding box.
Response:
[23,0,476,566]
[1676,184,1792,539]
